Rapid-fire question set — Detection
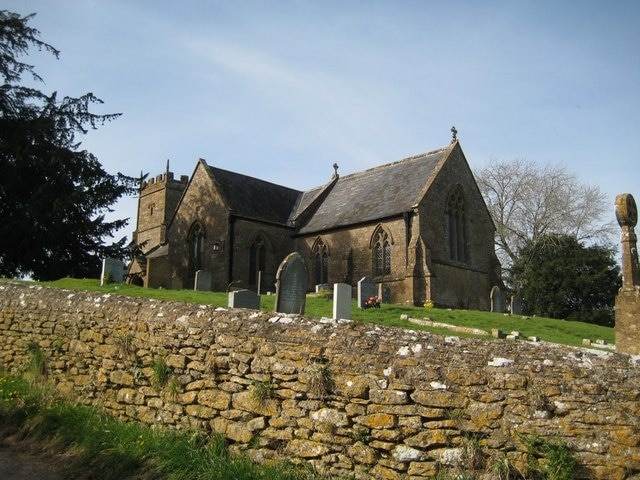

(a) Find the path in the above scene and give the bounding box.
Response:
[0,446,66,480]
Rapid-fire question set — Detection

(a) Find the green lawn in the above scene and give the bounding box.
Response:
[5,277,614,348]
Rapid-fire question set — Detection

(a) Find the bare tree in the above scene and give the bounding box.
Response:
[475,158,614,270]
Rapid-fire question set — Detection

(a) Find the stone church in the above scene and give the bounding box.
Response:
[129,139,501,309]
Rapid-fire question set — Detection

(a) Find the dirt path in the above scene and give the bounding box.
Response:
[0,446,66,480]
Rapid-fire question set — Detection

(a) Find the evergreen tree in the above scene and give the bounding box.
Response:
[511,234,620,326]
[0,11,137,280]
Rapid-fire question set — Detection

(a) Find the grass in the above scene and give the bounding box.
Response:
[0,374,323,480]
[2,277,614,348]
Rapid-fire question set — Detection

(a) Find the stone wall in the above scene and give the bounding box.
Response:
[0,282,638,479]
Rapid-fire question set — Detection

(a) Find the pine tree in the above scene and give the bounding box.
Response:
[0,10,137,280]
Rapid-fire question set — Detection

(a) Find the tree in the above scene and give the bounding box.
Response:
[511,234,620,326]
[0,11,137,280]
[475,158,614,271]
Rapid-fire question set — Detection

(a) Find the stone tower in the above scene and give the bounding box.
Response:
[132,162,188,253]
[614,192,640,355]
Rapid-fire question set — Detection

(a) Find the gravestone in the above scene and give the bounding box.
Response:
[490,286,504,313]
[510,296,522,315]
[316,283,331,294]
[274,252,308,314]
[614,193,640,355]
[357,277,376,309]
[228,289,260,309]
[333,283,351,320]
[194,270,212,291]
[100,258,125,286]
[378,283,391,303]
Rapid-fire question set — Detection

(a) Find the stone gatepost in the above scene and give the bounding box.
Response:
[614,193,640,355]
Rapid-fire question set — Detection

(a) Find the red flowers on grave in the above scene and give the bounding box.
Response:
[364,295,381,309]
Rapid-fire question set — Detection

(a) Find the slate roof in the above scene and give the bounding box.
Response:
[207,165,301,226]
[203,142,453,232]
[293,145,451,234]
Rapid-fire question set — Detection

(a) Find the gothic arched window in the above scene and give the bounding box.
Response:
[187,222,205,279]
[312,237,329,285]
[447,186,467,262]
[371,226,392,276]
[249,236,267,288]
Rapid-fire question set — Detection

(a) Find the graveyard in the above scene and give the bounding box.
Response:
[13,276,615,349]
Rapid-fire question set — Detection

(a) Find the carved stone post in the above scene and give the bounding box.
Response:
[614,193,640,355]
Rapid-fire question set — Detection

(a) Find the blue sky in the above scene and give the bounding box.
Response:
[7,1,640,243]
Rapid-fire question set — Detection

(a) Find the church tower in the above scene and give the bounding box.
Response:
[132,161,188,253]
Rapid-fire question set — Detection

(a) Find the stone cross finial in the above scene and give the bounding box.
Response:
[615,193,640,290]
[333,163,339,177]
[451,126,458,143]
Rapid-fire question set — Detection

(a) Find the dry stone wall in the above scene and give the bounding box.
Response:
[0,283,639,479]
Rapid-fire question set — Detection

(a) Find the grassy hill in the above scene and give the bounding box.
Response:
[5,277,614,348]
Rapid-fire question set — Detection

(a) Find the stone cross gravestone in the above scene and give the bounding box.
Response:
[274,252,308,314]
[357,277,376,309]
[228,289,260,310]
[194,270,212,291]
[100,258,125,286]
[333,283,351,320]
[614,193,640,355]
[490,286,504,313]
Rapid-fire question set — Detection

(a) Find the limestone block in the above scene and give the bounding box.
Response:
[369,389,408,405]
[198,389,231,410]
[356,413,396,429]
[310,408,349,427]
[185,404,216,419]
[166,354,186,369]
[110,370,134,386]
[410,390,468,408]
[347,443,377,465]
[285,439,330,458]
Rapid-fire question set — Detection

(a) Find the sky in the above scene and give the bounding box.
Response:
[7,0,640,244]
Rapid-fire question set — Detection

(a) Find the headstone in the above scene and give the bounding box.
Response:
[194,270,212,291]
[228,289,260,310]
[357,277,376,309]
[316,283,331,294]
[333,283,351,320]
[378,283,391,303]
[490,286,504,313]
[101,258,125,285]
[510,296,522,315]
[614,193,640,355]
[274,252,308,314]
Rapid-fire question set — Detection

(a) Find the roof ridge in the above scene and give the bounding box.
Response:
[336,145,450,181]
[208,164,302,194]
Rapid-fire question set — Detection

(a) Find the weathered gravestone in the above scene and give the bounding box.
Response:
[490,285,504,313]
[228,289,260,309]
[274,252,308,314]
[316,283,331,294]
[333,283,352,320]
[378,283,391,303]
[614,193,640,355]
[510,295,522,315]
[357,277,376,309]
[101,258,125,286]
[194,270,212,291]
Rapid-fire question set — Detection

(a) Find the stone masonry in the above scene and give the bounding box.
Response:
[0,283,638,479]
[615,193,640,355]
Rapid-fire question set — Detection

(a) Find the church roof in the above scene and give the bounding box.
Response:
[200,142,454,231]
[207,165,301,225]
[294,144,452,234]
